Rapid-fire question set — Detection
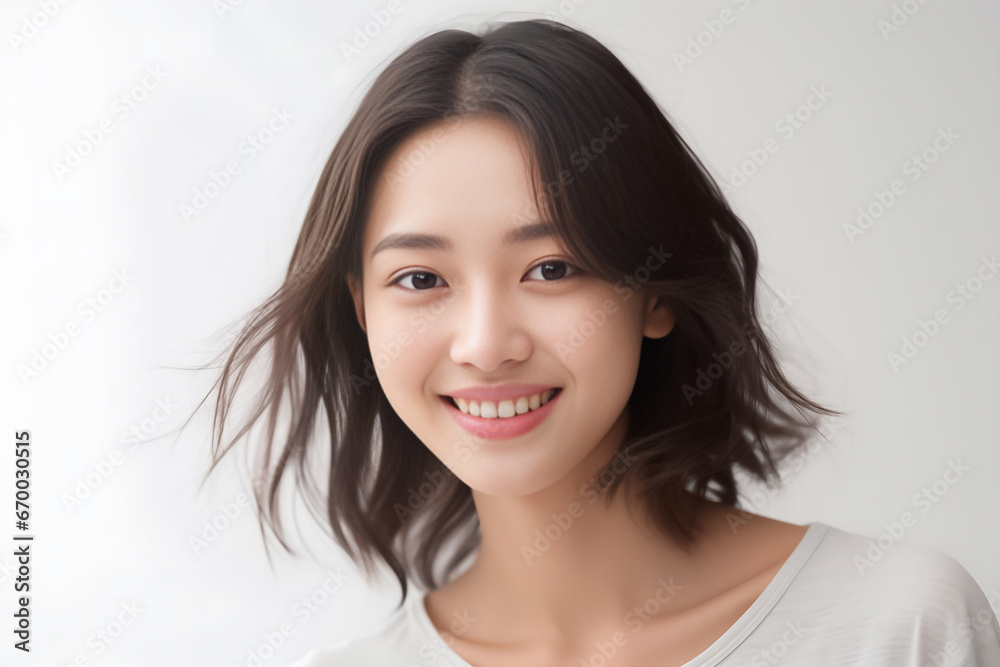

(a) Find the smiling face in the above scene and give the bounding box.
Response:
[347,114,674,498]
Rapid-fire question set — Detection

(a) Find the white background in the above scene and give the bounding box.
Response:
[1,0,998,665]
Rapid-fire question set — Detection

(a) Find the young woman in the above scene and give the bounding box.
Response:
[198,18,1000,667]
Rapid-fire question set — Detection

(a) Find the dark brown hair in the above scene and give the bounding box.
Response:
[190,18,841,607]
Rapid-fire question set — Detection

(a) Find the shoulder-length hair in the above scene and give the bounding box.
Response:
[194,18,840,607]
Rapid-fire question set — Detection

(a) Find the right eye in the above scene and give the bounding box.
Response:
[390,270,445,291]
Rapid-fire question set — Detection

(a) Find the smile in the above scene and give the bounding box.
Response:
[440,388,562,440]
[446,388,560,418]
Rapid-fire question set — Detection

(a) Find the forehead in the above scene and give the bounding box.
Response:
[362,115,544,257]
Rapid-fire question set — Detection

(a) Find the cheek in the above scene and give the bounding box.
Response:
[549,291,643,368]
[556,293,645,421]
[364,301,445,401]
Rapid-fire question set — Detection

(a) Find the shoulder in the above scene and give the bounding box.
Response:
[785,523,1000,665]
[288,592,446,667]
[811,522,991,602]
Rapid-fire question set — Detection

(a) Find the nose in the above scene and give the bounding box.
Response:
[448,279,532,372]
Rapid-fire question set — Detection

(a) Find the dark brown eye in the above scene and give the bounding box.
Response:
[527,260,577,282]
[393,271,442,291]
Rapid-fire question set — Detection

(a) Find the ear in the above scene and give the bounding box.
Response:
[642,291,675,339]
[346,272,367,333]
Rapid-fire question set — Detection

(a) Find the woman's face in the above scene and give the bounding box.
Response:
[349,115,673,498]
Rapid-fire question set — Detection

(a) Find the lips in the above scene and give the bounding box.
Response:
[440,388,563,440]
[444,388,561,418]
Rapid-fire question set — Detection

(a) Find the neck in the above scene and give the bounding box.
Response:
[442,420,721,647]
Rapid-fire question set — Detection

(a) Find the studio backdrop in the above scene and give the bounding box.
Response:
[1,1,997,666]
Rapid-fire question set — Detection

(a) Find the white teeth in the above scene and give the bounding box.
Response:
[453,389,557,419]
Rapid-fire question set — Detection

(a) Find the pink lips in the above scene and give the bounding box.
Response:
[441,389,562,440]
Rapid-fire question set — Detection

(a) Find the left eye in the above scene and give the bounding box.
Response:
[391,260,579,292]
[524,260,578,282]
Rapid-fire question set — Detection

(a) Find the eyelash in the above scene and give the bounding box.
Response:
[389,259,581,292]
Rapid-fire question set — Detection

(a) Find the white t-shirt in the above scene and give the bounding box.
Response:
[290,522,1000,666]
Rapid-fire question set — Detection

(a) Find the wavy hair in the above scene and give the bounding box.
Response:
[191,18,841,608]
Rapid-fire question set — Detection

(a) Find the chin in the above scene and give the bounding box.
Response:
[450,452,583,499]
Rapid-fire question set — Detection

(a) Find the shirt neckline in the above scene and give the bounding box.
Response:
[409,521,830,667]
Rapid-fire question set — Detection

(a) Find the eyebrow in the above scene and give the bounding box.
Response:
[369,221,556,260]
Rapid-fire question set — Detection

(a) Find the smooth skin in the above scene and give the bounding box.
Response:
[347,115,809,666]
